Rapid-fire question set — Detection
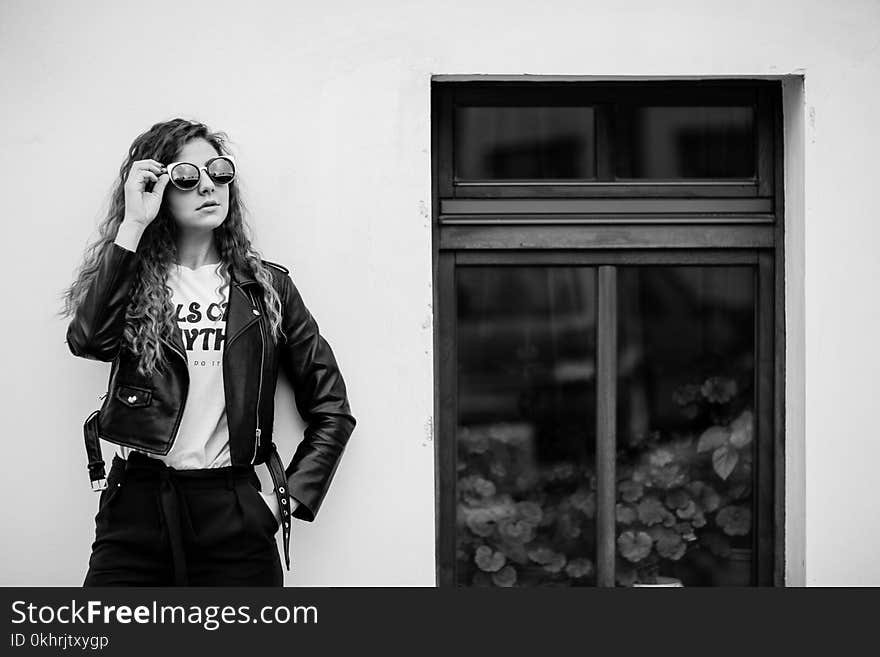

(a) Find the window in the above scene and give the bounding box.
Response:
[432,80,783,587]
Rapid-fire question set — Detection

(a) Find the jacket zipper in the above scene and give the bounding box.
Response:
[249,288,265,464]
[164,337,189,454]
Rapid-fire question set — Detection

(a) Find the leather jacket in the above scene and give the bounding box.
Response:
[67,242,356,531]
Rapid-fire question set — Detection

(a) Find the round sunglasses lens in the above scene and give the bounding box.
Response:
[170,163,199,189]
[208,157,235,184]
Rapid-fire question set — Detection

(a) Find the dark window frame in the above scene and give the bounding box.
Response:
[439,80,776,201]
[432,79,785,587]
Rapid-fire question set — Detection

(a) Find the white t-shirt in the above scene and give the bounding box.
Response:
[118,262,231,469]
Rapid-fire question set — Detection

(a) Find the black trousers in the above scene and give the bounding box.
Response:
[83,452,283,587]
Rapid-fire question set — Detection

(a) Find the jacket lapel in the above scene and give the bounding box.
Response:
[225,283,259,347]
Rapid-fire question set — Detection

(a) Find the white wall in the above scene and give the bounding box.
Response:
[0,0,876,586]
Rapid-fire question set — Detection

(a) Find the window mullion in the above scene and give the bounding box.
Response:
[595,104,614,181]
[596,265,618,586]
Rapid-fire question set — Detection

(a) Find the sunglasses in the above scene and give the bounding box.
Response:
[164,155,236,191]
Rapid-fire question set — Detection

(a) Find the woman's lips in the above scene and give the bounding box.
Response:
[198,204,220,211]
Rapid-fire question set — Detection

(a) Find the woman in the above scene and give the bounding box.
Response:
[62,118,356,586]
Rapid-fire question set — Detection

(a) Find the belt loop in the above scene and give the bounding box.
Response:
[225,470,235,491]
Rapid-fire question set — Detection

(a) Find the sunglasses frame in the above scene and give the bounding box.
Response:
[164,155,236,191]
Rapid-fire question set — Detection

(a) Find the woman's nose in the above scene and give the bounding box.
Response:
[198,168,215,192]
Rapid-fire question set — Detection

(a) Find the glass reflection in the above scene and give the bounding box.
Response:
[615,267,755,586]
[455,107,596,180]
[456,267,597,587]
[615,106,755,179]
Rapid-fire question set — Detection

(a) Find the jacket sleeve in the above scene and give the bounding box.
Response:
[278,272,356,522]
[66,242,139,362]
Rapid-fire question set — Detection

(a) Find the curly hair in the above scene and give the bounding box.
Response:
[61,118,283,375]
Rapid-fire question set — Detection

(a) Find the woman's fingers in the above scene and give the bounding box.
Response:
[149,172,170,195]
[126,159,165,181]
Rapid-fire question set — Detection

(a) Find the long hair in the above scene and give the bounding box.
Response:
[61,118,283,375]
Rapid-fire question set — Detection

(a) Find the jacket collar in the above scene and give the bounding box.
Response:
[229,262,258,288]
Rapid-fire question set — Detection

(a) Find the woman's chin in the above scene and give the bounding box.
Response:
[177,214,227,231]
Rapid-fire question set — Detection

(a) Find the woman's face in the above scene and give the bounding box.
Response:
[164,137,230,232]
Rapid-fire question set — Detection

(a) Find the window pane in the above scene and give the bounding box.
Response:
[456,267,597,587]
[615,106,755,179]
[455,107,596,180]
[615,266,755,586]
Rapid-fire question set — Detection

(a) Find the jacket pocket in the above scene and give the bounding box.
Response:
[114,384,153,408]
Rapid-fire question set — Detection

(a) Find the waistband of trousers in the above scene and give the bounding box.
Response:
[109,452,258,488]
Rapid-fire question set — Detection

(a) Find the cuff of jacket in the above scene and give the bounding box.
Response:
[285,418,356,522]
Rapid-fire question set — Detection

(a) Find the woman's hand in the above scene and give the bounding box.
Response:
[123,159,170,226]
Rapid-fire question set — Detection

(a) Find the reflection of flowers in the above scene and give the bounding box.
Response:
[637,497,673,526]
[655,529,686,560]
[492,565,517,587]
[675,522,697,542]
[486,423,532,445]
[459,474,496,500]
[543,553,567,573]
[565,558,594,579]
[557,511,582,540]
[516,501,543,525]
[464,509,495,537]
[474,477,496,498]
[485,496,517,522]
[475,545,506,572]
[701,376,738,404]
[608,371,755,584]
[712,445,738,481]
[499,519,536,544]
[528,547,558,565]
[649,449,674,467]
[651,464,687,489]
[550,463,577,481]
[616,503,637,525]
[457,370,755,587]
[664,489,690,511]
[687,481,721,512]
[619,480,644,503]
[570,489,595,517]
[697,426,729,453]
[618,531,653,563]
[459,426,489,454]
[456,425,596,587]
[729,410,754,448]
[716,505,751,536]
[696,408,754,481]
